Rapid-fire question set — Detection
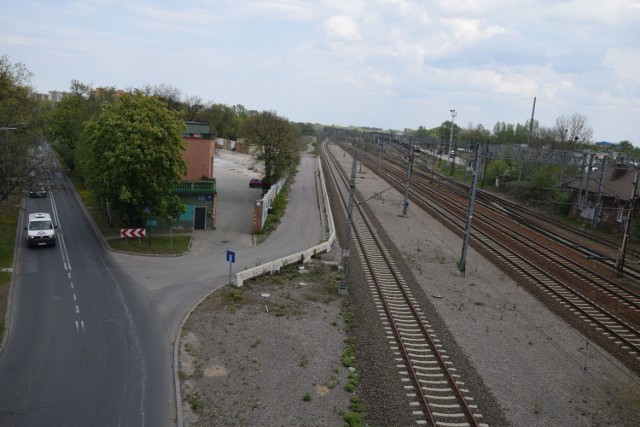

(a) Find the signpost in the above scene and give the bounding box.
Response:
[120,228,146,245]
[120,228,146,238]
[226,250,236,287]
[144,207,152,248]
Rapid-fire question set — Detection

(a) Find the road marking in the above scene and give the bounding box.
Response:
[75,320,86,334]
[73,293,76,301]
[75,305,79,314]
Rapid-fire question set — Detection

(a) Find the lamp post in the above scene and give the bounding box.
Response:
[1,126,17,143]
[1,122,28,143]
[448,109,456,160]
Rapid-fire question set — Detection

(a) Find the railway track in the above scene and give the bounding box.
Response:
[322,141,487,426]
[337,140,640,372]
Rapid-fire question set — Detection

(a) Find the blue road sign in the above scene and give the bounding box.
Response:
[226,250,235,263]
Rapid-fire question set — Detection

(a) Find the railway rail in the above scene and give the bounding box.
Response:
[322,141,487,426]
[337,140,640,373]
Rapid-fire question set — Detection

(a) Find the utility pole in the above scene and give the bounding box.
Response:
[616,172,638,276]
[527,97,536,146]
[340,150,358,294]
[448,109,456,155]
[402,138,415,216]
[582,153,595,211]
[459,144,483,276]
[591,156,607,228]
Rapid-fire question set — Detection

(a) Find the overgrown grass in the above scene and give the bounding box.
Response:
[259,184,290,236]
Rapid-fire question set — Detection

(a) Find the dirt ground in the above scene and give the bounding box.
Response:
[179,258,356,427]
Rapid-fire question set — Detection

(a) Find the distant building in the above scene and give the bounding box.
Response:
[565,155,639,230]
[33,90,69,102]
[595,141,619,150]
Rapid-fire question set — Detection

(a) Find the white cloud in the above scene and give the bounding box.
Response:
[440,17,509,45]
[603,48,640,85]
[323,15,361,41]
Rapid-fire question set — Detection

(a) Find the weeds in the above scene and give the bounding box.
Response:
[534,400,543,414]
[186,392,205,411]
[343,396,366,426]
[298,355,309,368]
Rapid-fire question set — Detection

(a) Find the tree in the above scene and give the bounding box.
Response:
[0,55,46,203]
[47,81,119,170]
[183,95,207,122]
[459,123,490,146]
[242,110,298,188]
[196,103,243,140]
[553,113,593,148]
[140,83,183,113]
[82,93,187,226]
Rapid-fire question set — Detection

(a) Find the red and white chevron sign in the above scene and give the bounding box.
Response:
[120,228,146,238]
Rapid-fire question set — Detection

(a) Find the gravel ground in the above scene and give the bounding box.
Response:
[179,259,352,427]
[179,144,640,426]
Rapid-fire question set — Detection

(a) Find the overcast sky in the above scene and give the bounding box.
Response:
[2,0,639,144]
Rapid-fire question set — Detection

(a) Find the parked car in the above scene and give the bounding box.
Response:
[29,185,47,198]
[249,178,263,188]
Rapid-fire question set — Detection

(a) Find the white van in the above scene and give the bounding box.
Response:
[25,212,57,247]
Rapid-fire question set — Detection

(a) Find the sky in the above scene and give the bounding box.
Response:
[2,0,639,144]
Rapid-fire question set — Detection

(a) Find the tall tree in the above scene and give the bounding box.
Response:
[242,110,298,188]
[47,81,119,169]
[0,55,45,203]
[82,93,187,225]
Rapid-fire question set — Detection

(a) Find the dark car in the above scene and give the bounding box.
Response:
[29,186,47,198]
[249,178,263,188]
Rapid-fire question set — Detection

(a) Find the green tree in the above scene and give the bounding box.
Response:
[82,93,187,226]
[618,140,634,154]
[196,103,243,140]
[242,110,298,188]
[47,81,119,170]
[0,55,45,203]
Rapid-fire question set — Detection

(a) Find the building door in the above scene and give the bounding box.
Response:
[194,206,206,230]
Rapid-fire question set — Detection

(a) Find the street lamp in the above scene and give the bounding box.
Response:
[1,122,28,142]
[448,109,457,159]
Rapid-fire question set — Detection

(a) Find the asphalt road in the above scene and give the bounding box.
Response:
[0,146,323,426]
[0,150,172,426]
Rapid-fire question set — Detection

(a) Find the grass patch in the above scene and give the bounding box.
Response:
[107,235,191,255]
[253,181,291,242]
[0,194,21,340]
[343,396,366,426]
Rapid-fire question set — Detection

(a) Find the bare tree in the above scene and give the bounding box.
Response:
[554,113,594,148]
[140,83,183,112]
[183,95,207,122]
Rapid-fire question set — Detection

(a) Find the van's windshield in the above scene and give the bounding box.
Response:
[29,220,53,231]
